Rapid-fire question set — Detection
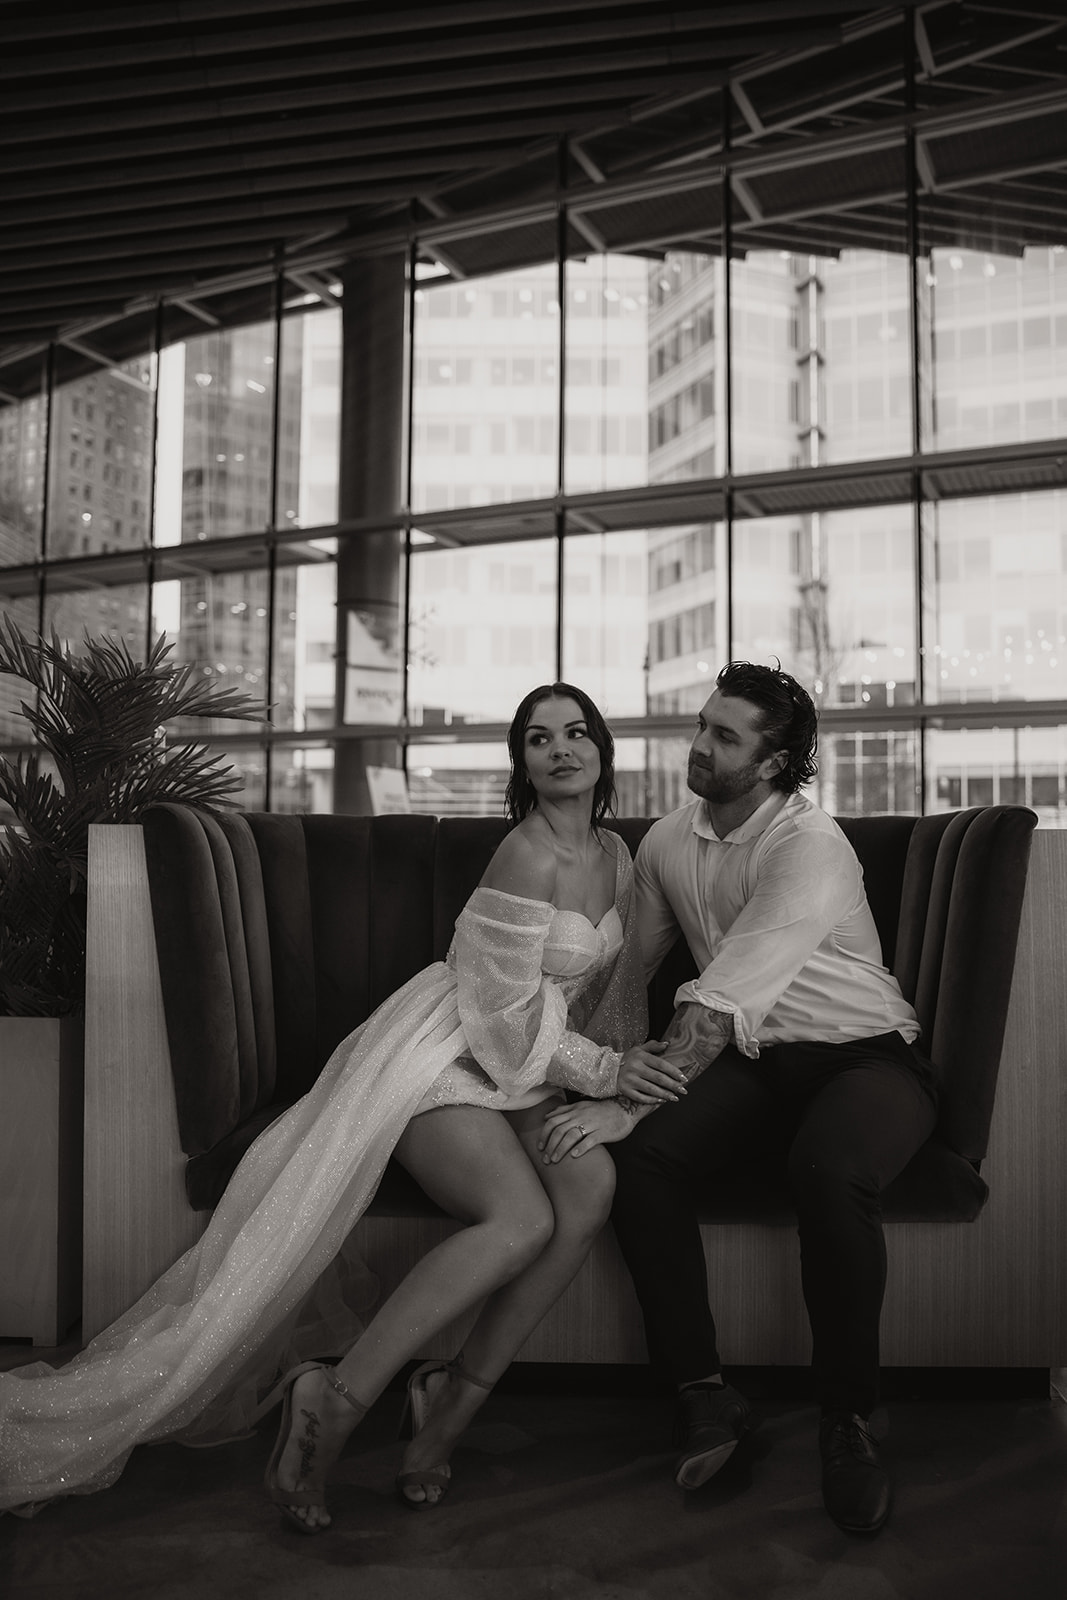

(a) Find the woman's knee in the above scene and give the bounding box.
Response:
[553,1150,616,1238]
[491,1187,556,1272]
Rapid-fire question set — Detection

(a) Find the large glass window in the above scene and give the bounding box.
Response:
[731,250,912,474]
[46,358,156,562]
[646,253,721,486]
[270,745,334,814]
[407,540,558,725]
[45,580,148,660]
[731,506,916,710]
[407,741,509,818]
[643,522,725,716]
[154,568,273,737]
[561,528,649,717]
[5,110,1067,827]
[287,560,337,734]
[159,320,280,544]
[926,726,1067,827]
[563,255,650,493]
[819,729,920,817]
[922,491,1067,705]
[924,246,1067,454]
[0,597,43,747]
[285,306,341,530]
[411,265,560,512]
[0,364,47,568]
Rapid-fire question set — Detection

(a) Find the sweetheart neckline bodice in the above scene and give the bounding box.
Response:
[548,904,616,935]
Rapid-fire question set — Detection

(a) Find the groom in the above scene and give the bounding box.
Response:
[609,661,937,1536]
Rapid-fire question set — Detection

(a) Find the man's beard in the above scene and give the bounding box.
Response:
[687,754,766,806]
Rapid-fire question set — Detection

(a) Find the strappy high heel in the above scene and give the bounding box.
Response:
[395,1354,494,1509]
[263,1360,368,1535]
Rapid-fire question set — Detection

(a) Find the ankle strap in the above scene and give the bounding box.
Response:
[325,1370,369,1415]
[449,1355,494,1392]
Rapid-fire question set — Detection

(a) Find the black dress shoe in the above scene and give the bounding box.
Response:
[673,1382,753,1489]
[819,1411,891,1535]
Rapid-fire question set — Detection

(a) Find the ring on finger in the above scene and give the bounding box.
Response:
[576,1123,587,1137]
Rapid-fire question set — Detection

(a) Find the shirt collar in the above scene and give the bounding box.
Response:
[691,789,790,845]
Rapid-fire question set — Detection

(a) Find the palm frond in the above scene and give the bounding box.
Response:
[0,619,267,1015]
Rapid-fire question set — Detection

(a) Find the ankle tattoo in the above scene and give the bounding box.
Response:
[298,1408,319,1479]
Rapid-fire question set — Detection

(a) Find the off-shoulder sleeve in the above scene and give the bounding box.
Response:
[452,886,623,1098]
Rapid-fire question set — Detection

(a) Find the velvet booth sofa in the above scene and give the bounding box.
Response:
[82,804,1067,1372]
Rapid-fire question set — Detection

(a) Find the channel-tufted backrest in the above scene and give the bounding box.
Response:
[141,803,1035,1209]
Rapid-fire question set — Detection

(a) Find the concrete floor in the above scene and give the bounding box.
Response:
[2,1349,1065,1600]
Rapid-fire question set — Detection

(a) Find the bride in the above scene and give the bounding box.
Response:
[1,681,684,1532]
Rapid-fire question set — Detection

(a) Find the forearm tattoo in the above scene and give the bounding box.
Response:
[616,1002,734,1117]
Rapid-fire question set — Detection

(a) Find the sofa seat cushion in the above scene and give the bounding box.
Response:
[187,1114,987,1226]
[185,1102,454,1217]
[686,1135,988,1226]
[371,1158,452,1219]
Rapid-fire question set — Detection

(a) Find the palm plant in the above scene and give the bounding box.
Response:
[0,619,263,1016]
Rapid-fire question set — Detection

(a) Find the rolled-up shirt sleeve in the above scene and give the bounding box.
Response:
[676,830,861,1056]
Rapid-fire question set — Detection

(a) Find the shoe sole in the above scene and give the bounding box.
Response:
[674,1436,738,1489]
[825,1503,891,1537]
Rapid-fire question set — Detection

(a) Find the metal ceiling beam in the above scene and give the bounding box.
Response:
[171,298,223,328]
[0,16,793,111]
[0,0,880,47]
[0,75,716,175]
[0,211,348,263]
[0,0,757,64]
[0,2,1061,370]
[0,130,579,206]
[0,52,726,144]
[0,171,468,235]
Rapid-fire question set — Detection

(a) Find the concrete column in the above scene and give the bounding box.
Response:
[333,253,407,814]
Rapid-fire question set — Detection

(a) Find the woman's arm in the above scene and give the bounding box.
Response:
[454,831,677,1103]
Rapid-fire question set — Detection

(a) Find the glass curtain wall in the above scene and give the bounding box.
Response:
[2,117,1067,825]
[0,290,342,816]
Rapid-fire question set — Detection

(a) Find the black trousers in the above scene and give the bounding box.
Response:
[609,1030,938,1417]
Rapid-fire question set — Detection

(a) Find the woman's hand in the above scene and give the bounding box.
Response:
[538,1098,633,1162]
[616,1040,688,1104]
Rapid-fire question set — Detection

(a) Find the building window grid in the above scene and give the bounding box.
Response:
[5,222,1067,820]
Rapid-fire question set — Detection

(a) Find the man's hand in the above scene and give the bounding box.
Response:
[615,1003,735,1122]
[616,1041,688,1104]
[538,1098,632,1162]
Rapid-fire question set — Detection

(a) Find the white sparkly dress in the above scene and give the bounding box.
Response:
[0,830,646,1513]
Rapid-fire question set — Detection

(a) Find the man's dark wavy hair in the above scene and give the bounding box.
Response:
[504,681,617,826]
[716,660,819,794]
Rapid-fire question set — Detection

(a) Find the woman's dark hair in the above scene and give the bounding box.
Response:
[716,660,819,793]
[504,681,617,826]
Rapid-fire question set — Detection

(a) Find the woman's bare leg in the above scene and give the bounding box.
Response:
[397,1098,616,1502]
[272,1105,554,1528]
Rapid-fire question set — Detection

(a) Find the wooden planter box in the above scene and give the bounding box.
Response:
[0,1015,84,1346]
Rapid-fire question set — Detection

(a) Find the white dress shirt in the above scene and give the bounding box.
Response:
[634,790,919,1058]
